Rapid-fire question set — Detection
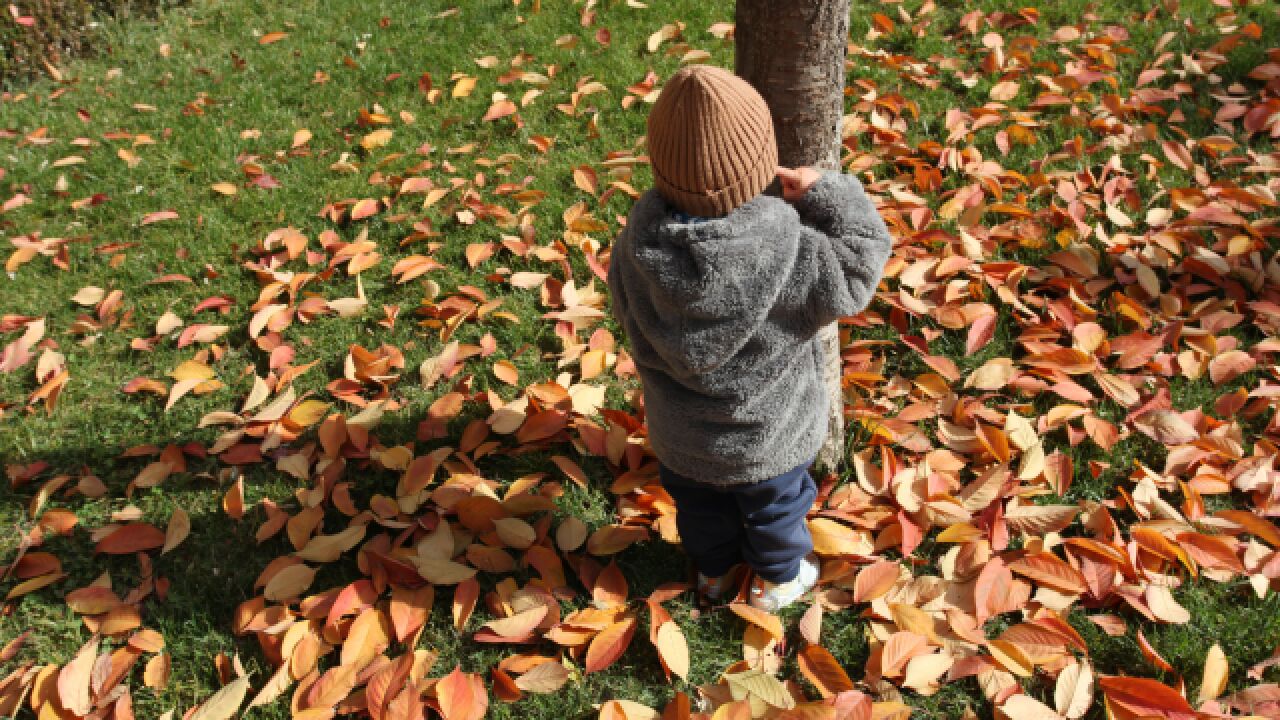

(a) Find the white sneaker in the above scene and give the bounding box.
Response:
[749,556,819,612]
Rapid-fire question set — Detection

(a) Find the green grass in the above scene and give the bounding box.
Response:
[3,0,1280,718]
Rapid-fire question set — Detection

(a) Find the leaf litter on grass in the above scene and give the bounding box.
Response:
[4,1,1280,719]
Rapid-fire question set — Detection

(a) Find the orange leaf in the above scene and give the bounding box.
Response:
[453,578,479,631]
[436,667,488,720]
[259,31,288,45]
[1008,553,1087,594]
[585,616,637,673]
[66,587,121,614]
[389,586,434,643]
[482,99,517,122]
[491,668,521,703]
[351,199,380,220]
[573,165,598,196]
[1097,676,1195,720]
[1217,509,1280,547]
[853,560,899,603]
[480,606,547,640]
[974,558,1015,623]
[95,523,165,554]
[975,424,1011,464]
[592,561,628,609]
[880,632,928,678]
[493,360,519,386]
[585,525,649,556]
[797,644,854,698]
[729,602,784,641]
[340,606,391,670]
[223,476,245,520]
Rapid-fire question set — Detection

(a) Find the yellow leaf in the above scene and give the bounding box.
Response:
[263,563,316,602]
[1198,644,1228,704]
[340,606,390,670]
[361,128,393,151]
[189,674,250,720]
[989,639,1034,677]
[170,360,215,382]
[808,517,870,556]
[287,400,331,428]
[723,667,795,710]
[655,621,689,680]
[414,556,477,585]
[71,286,105,306]
[295,525,365,563]
[453,76,478,98]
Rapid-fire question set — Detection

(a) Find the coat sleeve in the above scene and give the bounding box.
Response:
[783,172,893,335]
[606,225,630,327]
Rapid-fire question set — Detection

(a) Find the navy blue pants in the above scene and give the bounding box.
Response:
[659,462,817,584]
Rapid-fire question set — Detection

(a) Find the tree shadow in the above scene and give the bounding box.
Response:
[1,394,689,718]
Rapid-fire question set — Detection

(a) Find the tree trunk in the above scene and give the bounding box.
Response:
[736,0,851,474]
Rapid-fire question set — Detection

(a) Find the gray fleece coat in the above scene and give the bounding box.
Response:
[608,172,894,485]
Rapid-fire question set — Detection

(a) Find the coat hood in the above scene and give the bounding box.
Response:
[615,189,800,378]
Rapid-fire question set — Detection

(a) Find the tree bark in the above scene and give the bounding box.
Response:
[736,0,851,474]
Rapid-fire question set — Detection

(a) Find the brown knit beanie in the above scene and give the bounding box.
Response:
[647,65,778,218]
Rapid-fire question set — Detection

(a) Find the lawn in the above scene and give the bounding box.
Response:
[2,0,1280,718]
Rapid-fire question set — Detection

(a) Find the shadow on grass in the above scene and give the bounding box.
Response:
[1,405,718,718]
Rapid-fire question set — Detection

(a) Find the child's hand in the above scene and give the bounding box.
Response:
[777,166,822,203]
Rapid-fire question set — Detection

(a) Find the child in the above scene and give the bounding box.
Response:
[607,65,893,611]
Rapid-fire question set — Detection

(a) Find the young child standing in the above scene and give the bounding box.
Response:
[607,65,893,611]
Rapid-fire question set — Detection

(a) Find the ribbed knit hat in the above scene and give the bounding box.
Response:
[647,65,778,218]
